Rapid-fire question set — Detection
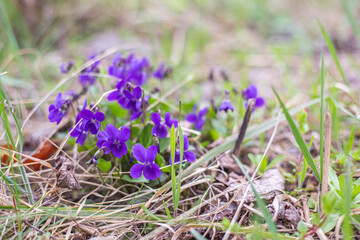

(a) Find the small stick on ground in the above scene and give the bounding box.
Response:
[321,112,332,197]
[233,99,255,158]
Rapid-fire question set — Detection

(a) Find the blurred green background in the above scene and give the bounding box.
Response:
[1,0,360,99]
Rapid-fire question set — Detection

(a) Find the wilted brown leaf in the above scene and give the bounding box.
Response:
[55,156,82,190]
[270,194,301,226]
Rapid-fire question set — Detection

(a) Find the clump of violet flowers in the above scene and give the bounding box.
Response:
[49,54,252,184]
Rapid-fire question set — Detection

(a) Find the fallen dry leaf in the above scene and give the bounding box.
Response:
[23,139,57,171]
[210,201,238,221]
[1,138,57,171]
[55,156,82,190]
[270,194,301,226]
[226,168,285,204]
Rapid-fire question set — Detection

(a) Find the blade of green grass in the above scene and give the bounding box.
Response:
[343,162,353,239]
[0,2,32,85]
[23,206,60,236]
[170,125,177,213]
[273,88,321,182]
[174,125,184,209]
[342,0,360,42]
[299,136,314,190]
[233,155,278,237]
[0,167,26,194]
[318,20,349,86]
[141,204,164,221]
[320,50,325,181]
[0,86,34,204]
[163,200,172,220]
[329,96,359,121]
[329,97,339,141]
[190,228,208,240]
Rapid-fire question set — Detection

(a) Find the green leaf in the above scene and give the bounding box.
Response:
[321,214,338,233]
[97,158,112,173]
[321,191,337,215]
[155,153,166,166]
[311,213,321,225]
[123,174,149,183]
[297,221,308,235]
[211,118,227,137]
[125,140,135,151]
[222,217,231,230]
[159,137,170,152]
[272,87,321,182]
[266,155,285,170]
[328,167,340,191]
[297,108,309,134]
[139,124,153,148]
[102,101,128,118]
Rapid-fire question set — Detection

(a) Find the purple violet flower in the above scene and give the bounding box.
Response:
[79,54,100,88]
[130,144,161,180]
[107,80,127,103]
[65,90,79,101]
[108,53,126,79]
[108,53,150,86]
[60,60,74,74]
[81,109,105,134]
[151,112,178,138]
[186,105,208,131]
[169,135,196,164]
[219,90,234,113]
[127,57,150,86]
[123,87,149,121]
[122,86,143,110]
[89,155,98,165]
[96,124,130,158]
[151,112,168,138]
[164,112,178,128]
[242,84,265,108]
[107,79,149,121]
[48,92,70,125]
[70,122,88,145]
[153,62,171,80]
[70,100,105,145]
[69,100,88,145]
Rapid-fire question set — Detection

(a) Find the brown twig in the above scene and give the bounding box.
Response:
[233,99,255,158]
[23,220,58,240]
